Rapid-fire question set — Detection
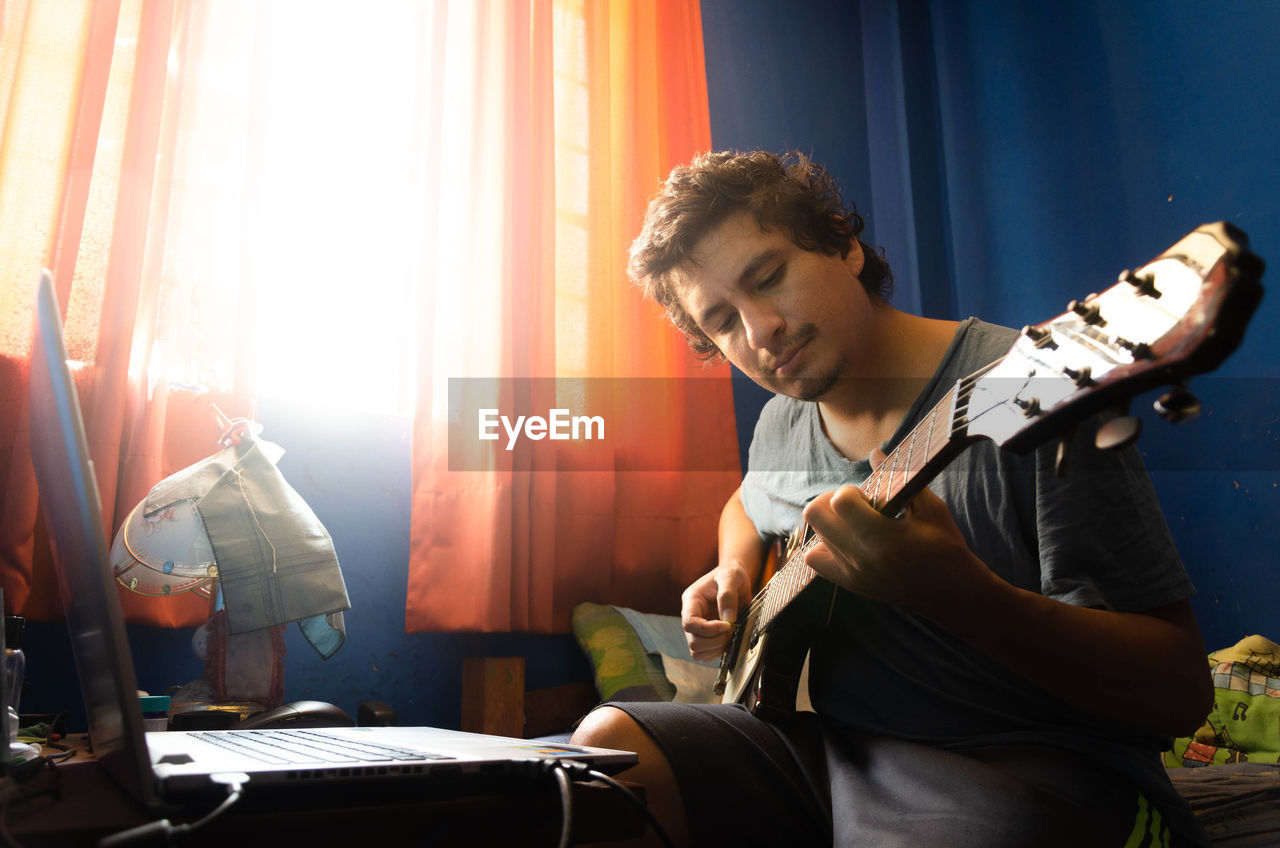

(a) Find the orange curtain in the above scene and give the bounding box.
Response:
[406,0,742,633]
[0,0,248,626]
[1,0,739,634]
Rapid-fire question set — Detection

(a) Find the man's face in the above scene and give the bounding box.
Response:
[673,212,873,401]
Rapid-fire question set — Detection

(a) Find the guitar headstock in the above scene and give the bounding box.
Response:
[963,222,1264,453]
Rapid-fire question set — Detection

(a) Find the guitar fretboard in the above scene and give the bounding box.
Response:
[746,379,971,633]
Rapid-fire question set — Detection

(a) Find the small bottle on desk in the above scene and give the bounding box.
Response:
[139,694,171,732]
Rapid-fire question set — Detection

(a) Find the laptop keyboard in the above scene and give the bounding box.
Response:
[190,729,454,766]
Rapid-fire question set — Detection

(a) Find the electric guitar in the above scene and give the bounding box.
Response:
[715,221,1266,720]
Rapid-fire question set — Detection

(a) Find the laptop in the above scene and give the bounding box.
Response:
[26,270,635,806]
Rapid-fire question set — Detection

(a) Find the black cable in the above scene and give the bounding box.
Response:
[551,762,573,848]
[97,774,246,847]
[584,766,676,848]
[173,784,244,834]
[538,759,676,848]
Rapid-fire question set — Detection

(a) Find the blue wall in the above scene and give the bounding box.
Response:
[22,0,1279,731]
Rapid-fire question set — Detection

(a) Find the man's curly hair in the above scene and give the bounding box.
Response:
[627,150,894,360]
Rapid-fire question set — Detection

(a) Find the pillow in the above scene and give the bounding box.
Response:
[571,601,811,709]
[615,605,810,708]
[571,603,675,702]
[613,606,721,703]
[660,654,721,704]
[1165,634,1280,768]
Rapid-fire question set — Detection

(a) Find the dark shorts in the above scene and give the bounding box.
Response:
[611,701,1158,847]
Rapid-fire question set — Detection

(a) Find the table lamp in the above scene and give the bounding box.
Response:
[109,410,350,726]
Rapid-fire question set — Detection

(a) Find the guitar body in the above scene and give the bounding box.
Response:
[720,578,833,721]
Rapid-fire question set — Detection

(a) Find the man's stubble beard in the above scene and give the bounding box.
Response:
[785,356,844,403]
[791,373,840,402]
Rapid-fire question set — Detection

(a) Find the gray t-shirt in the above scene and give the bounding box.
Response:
[740,317,1198,834]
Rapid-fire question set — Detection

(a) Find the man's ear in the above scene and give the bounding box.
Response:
[844,239,866,277]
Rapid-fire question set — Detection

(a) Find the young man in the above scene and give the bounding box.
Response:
[571,151,1212,846]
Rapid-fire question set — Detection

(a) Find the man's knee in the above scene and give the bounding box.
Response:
[571,706,690,846]
[571,705,650,752]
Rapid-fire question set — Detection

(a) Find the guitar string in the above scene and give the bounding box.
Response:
[737,382,959,625]
[732,357,1008,630]
[736,385,953,626]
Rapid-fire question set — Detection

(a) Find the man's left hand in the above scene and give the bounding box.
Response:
[800,468,997,620]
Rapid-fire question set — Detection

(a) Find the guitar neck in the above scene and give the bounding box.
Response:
[753,379,975,626]
[863,377,977,514]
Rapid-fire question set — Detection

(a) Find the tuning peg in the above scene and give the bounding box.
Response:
[1062,365,1094,387]
[1054,438,1070,477]
[1116,337,1152,360]
[1095,415,1143,451]
[1014,396,1042,418]
[1120,269,1161,299]
[1154,385,1201,423]
[1068,299,1106,326]
[1021,325,1058,349]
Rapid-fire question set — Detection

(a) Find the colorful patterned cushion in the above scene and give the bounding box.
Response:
[1165,634,1280,768]
[571,602,676,702]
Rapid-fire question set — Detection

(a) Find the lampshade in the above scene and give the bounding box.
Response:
[107,428,350,660]
[110,497,218,598]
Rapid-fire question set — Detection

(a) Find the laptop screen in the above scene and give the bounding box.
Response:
[27,270,156,804]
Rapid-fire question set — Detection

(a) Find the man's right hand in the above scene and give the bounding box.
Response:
[681,559,752,662]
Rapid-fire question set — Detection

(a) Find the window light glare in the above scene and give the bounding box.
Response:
[199,1,427,414]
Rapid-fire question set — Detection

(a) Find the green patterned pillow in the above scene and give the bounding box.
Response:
[571,602,676,702]
[1165,634,1280,768]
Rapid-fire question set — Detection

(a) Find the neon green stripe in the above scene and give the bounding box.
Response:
[1123,793,1152,848]
[1153,805,1170,848]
